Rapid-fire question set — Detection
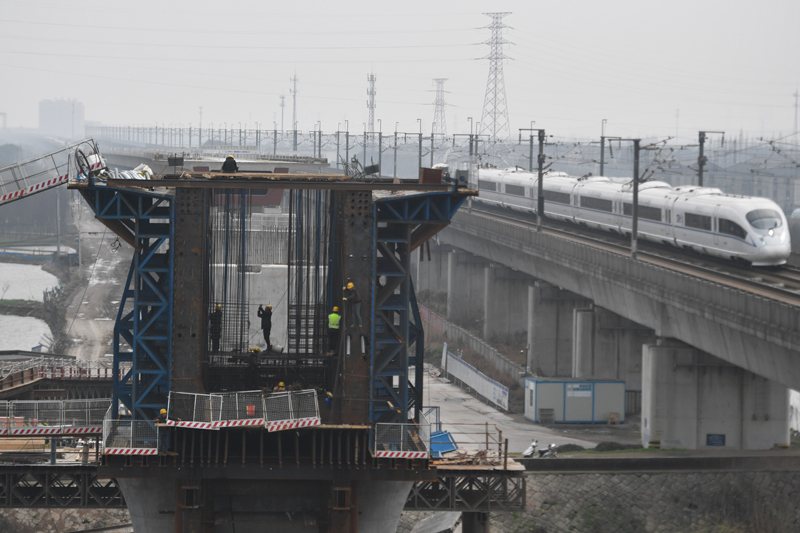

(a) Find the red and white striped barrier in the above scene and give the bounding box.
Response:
[222,419,265,428]
[104,448,158,456]
[10,427,63,436]
[166,420,220,430]
[266,417,321,432]
[374,450,428,459]
[62,427,103,435]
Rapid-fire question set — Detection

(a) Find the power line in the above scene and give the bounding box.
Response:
[478,12,512,143]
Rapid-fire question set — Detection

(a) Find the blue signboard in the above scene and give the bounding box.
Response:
[706,434,726,447]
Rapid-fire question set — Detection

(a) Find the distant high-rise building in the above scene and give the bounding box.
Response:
[39,99,85,139]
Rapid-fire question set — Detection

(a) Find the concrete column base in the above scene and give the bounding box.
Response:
[462,511,490,533]
[642,340,790,450]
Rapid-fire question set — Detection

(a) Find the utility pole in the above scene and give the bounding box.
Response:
[290,75,298,150]
[698,130,724,187]
[632,140,640,259]
[519,128,546,231]
[198,107,203,150]
[367,73,376,140]
[279,95,285,137]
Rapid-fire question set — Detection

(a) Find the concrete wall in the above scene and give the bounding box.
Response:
[488,469,800,533]
[529,281,590,377]
[642,341,790,450]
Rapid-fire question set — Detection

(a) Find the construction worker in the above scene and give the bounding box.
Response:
[210,304,222,352]
[155,408,170,452]
[221,154,238,172]
[328,306,341,354]
[342,282,362,328]
[273,381,286,393]
[257,304,273,351]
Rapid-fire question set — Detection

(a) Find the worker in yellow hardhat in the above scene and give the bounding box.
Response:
[342,281,362,328]
[210,304,223,352]
[258,304,273,352]
[328,306,341,355]
[273,381,286,393]
[156,408,168,424]
[221,154,238,173]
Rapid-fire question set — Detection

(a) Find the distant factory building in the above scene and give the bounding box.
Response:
[39,99,85,139]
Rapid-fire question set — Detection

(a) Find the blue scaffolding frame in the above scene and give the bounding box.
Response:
[81,186,173,420]
[370,191,468,424]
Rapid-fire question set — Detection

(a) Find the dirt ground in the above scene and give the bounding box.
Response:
[62,204,132,361]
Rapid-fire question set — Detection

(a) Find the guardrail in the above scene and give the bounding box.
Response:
[374,415,431,459]
[0,356,116,383]
[0,399,111,436]
[102,419,158,456]
[165,389,321,432]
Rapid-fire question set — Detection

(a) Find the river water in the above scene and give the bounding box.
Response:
[0,262,60,301]
[0,315,52,351]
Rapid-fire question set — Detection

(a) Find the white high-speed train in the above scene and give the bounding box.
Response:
[473,166,790,266]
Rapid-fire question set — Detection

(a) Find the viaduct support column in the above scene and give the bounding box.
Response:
[528,281,590,377]
[642,339,790,450]
[483,266,529,342]
[414,241,446,295]
[446,251,486,325]
[462,511,490,533]
[571,306,654,390]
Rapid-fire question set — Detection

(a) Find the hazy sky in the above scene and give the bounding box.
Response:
[1,0,799,142]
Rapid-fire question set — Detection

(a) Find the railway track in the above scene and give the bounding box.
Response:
[466,206,800,307]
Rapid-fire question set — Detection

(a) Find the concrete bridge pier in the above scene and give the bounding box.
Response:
[482,266,530,342]
[642,339,790,450]
[571,306,655,390]
[415,241,447,295]
[526,281,590,377]
[446,251,488,325]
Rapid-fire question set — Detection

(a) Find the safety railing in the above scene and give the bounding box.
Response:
[166,392,224,429]
[264,390,321,432]
[163,389,321,432]
[0,399,112,436]
[0,355,116,383]
[219,390,266,427]
[102,418,158,456]
[374,414,431,459]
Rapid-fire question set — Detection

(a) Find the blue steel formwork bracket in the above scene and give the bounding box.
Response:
[370,189,470,425]
[79,185,174,421]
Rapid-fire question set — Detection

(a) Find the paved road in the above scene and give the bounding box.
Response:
[424,370,598,454]
[64,203,131,361]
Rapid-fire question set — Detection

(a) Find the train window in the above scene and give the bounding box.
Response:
[685,213,712,230]
[505,184,525,196]
[719,218,748,239]
[746,209,782,229]
[622,203,661,221]
[543,190,571,205]
[580,196,612,212]
[478,180,497,192]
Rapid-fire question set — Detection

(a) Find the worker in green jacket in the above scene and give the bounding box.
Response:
[328,306,341,354]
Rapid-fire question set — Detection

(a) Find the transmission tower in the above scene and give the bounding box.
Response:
[432,78,448,137]
[290,75,298,131]
[367,73,376,138]
[478,12,512,142]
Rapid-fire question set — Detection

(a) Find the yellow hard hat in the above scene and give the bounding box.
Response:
[227,154,234,158]
[278,382,285,387]
[347,282,354,289]
[216,304,221,310]
[327,391,333,398]
[333,306,339,312]
[160,409,167,415]
[267,305,272,309]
